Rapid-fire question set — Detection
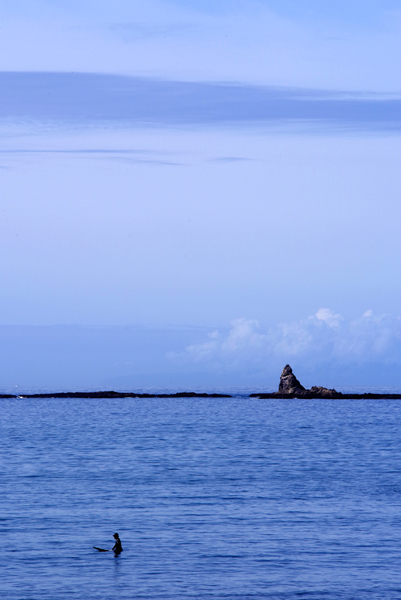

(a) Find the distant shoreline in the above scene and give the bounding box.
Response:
[2,365,400,400]
[2,391,401,399]
[1,391,233,399]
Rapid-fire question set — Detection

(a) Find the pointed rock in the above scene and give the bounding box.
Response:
[278,365,306,394]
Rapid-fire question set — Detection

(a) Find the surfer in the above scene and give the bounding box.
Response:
[112,533,123,554]
[93,533,123,554]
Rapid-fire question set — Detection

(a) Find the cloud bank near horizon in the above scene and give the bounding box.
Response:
[2,310,401,392]
[173,309,401,373]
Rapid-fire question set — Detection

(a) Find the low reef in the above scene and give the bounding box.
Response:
[250,364,401,399]
[1,365,401,399]
[1,391,232,399]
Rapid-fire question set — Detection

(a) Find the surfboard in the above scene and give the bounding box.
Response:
[93,547,109,552]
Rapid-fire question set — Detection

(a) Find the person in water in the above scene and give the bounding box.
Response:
[112,533,123,554]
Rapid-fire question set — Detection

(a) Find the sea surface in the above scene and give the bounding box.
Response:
[1,396,401,599]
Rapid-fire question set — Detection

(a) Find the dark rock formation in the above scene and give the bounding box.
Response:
[277,365,339,397]
[278,365,306,394]
[309,386,339,398]
[250,365,343,398]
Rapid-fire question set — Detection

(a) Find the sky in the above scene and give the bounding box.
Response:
[1,0,401,390]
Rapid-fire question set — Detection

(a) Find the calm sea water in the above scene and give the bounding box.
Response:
[1,396,401,599]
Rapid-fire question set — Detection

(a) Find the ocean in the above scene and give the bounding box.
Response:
[1,396,401,599]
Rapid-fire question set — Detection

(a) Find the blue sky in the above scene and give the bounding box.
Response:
[1,0,401,89]
[0,0,401,389]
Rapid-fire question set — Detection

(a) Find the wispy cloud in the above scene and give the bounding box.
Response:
[109,22,197,42]
[208,156,250,163]
[0,148,185,166]
[1,73,401,131]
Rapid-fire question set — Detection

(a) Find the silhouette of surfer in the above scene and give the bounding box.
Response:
[93,533,123,554]
[112,533,123,554]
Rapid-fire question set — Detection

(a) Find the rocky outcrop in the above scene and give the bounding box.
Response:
[250,365,342,398]
[277,365,339,397]
[309,386,339,398]
[278,364,306,394]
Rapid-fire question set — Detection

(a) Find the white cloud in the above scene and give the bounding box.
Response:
[172,309,401,373]
[183,318,267,368]
[314,308,343,328]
